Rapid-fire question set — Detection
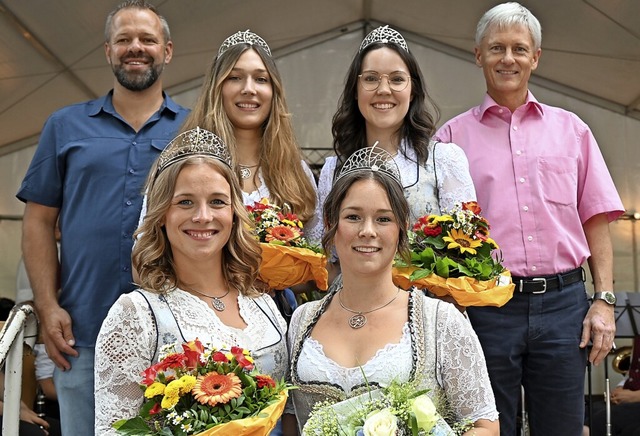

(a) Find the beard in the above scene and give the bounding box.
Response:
[112,57,164,91]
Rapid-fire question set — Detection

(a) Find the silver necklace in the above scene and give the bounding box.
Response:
[185,286,231,311]
[337,286,401,329]
[239,163,259,179]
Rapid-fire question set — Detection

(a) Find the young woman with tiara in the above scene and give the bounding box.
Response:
[288,146,498,434]
[139,30,319,319]
[307,25,476,250]
[182,30,317,231]
[96,128,293,435]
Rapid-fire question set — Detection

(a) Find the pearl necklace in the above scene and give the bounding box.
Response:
[337,286,401,329]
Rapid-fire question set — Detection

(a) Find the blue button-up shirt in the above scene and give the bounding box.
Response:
[17,91,189,346]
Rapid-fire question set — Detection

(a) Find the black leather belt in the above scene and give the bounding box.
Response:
[512,267,584,294]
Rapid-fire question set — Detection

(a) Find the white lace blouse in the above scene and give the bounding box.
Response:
[306,140,476,240]
[297,323,413,393]
[94,289,288,435]
[287,289,498,431]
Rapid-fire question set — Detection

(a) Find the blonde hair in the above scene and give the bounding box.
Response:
[181,44,316,222]
[133,156,261,296]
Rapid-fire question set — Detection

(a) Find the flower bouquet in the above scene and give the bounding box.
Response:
[247,198,327,290]
[393,202,514,307]
[113,339,291,435]
[303,381,472,435]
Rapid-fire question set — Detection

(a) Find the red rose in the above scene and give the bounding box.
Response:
[212,351,228,363]
[423,226,442,237]
[157,353,187,371]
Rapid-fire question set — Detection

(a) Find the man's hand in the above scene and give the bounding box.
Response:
[37,304,77,370]
[580,300,615,365]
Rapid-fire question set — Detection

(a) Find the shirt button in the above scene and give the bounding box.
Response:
[513,126,518,131]
[126,200,132,206]
[498,109,504,114]
[532,266,537,271]
[516,150,522,156]
[527,235,533,241]
[129,169,135,174]
[523,206,529,212]
[519,177,525,183]
[122,266,130,272]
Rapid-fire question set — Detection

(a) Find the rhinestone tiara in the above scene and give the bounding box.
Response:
[217,29,272,58]
[336,143,401,185]
[156,127,232,175]
[359,25,408,52]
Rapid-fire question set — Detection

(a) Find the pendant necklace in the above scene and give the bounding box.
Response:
[338,286,401,329]
[239,163,260,179]
[184,286,231,311]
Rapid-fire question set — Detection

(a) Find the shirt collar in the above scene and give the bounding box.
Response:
[88,90,179,117]
[478,90,544,119]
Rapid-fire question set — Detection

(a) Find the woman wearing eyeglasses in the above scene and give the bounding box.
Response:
[307,26,476,247]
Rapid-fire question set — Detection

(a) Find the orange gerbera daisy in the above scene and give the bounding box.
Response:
[265,225,301,243]
[192,371,242,406]
[193,372,242,407]
[443,229,482,255]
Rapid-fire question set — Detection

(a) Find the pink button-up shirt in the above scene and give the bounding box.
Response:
[436,92,624,277]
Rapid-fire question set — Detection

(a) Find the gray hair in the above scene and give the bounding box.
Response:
[104,0,171,43]
[475,2,542,49]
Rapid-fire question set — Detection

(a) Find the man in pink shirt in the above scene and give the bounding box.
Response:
[436,3,624,435]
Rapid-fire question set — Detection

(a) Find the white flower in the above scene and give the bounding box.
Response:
[411,394,438,432]
[363,408,398,435]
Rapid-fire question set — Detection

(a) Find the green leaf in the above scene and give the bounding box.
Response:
[435,258,451,278]
[112,416,152,435]
[418,246,436,265]
[410,267,434,281]
[138,399,159,418]
[423,235,446,250]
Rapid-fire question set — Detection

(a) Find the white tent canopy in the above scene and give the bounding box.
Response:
[1,0,639,301]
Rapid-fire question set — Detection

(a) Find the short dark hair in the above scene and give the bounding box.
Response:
[104,0,171,43]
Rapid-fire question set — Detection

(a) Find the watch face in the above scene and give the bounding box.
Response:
[603,292,616,305]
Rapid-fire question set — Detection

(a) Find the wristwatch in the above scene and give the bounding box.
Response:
[593,291,617,306]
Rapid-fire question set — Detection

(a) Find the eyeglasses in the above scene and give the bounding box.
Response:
[358,71,411,92]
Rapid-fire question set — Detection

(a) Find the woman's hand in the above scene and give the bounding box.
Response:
[611,386,640,405]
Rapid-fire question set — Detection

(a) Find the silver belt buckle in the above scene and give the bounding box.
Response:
[519,277,547,293]
[530,277,547,294]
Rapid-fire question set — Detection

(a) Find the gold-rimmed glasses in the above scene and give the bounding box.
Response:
[358,71,411,92]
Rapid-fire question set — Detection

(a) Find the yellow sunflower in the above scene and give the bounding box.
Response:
[193,372,242,407]
[443,229,482,255]
[431,214,453,224]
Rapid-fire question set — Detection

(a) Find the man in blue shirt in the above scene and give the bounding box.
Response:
[16,1,188,434]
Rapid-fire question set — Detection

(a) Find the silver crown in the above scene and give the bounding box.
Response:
[359,25,408,52]
[336,143,401,185]
[156,127,232,175]
[217,29,272,58]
